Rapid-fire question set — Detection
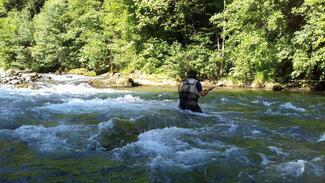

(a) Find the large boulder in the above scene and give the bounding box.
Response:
[129,71,177,86]
[96,118,141,150]
[89,73,134,88]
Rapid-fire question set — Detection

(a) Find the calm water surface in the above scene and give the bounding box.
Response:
[0,74,324,182]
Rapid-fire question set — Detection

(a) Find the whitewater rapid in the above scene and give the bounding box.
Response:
[0,73,324,181]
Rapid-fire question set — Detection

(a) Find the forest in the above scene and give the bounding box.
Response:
[0,0,324,84]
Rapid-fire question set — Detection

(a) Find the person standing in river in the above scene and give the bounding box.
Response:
[178,70,214,113]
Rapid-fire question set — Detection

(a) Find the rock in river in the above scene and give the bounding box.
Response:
[89,73,134,88]
[96,118,141,150]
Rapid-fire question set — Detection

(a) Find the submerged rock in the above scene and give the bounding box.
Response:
[97,118,141,150]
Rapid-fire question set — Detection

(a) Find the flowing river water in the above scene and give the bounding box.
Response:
[0,74,324,182]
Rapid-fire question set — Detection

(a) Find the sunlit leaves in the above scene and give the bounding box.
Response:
[292,0,325,79]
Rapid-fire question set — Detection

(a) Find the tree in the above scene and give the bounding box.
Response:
[32,0,69,72]
[292,0,325,80]
[0,9,33,69]
[216,0,305,82]
[101,0,138,72]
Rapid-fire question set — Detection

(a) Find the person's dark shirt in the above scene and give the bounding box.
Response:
[196,81,202,92]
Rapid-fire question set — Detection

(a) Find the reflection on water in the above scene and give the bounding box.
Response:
[0,74,324,182]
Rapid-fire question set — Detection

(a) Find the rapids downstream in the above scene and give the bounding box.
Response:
[0,74,324,182]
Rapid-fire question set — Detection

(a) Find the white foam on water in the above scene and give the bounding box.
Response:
[222,146,250,164]
[258,153,272,166]
[0,129,17,139]
[0,108,19,120]
[263,101,275,106]
[172,148,217,167]
[37,94,147,113]
[37,94,178,114]
[217,123,238,133]
[278,160,306,177]
[136,127,194,155]
[0,85,30,100]
[43,73,99,82]
[115,94,142,102]
[312,156,323,162]
[176,108,219,118]
[251,130,262,135]
[251,99,275,107]
[280,102,305,112]
[36,83,123,96]
[98,119,114,132]
[309,156,325,176]
[114,127,220,169]
[223,147,243,157]
[212,123,239,135]
[267,146,289,157]
[0,83,125,98]
[9,125,95,152]
[220,97,229,103]
[191,138,225,149]
[228,124,238,133]
[317,133,325,142]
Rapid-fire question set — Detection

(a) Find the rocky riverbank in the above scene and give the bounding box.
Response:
[1,69,324,91]
[88,72,178,88]
[0,69,53,89]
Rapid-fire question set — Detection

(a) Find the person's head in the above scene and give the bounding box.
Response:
[187,70,197,79]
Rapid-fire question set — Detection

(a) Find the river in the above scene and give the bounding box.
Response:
[0,74,324,182]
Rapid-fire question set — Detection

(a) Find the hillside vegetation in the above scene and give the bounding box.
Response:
[0,0,324,83]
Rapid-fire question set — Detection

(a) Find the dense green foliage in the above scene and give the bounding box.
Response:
[0,0,324,82]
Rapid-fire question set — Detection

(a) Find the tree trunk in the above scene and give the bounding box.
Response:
[220,0,226,76]
[217,37,220,51]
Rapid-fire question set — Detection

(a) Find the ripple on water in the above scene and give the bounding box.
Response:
[267,146,289,157]
[113,126,254,172]
[251,98,276,107]
[260,157,325,179]
[280,102,306,112]
[274,126,319,142]
[278,160,307,177]
[1,82,126,98]
[258,153,272,166]
[317,133,325,142]
[0,125,97,152]
[113,127,223,169]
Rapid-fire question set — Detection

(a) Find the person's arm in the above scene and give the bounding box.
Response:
[196,82,213,97]
[178,82,183,98]
[200,87,215,96]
